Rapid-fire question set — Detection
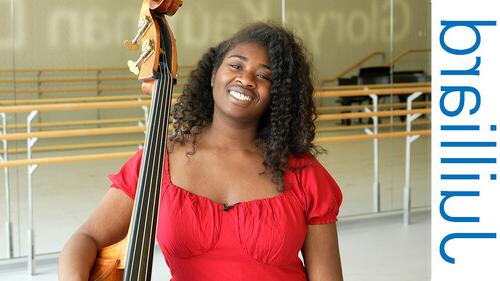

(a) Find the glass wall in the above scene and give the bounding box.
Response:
[0,0,431,260]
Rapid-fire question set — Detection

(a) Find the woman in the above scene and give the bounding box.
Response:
[59,22,343,281]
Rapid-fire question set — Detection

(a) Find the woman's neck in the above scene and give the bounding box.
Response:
[200,115,260,152]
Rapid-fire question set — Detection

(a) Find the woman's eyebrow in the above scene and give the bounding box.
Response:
[228,54,270,70]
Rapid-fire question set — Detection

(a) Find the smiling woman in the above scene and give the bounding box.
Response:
[58,22,344,281]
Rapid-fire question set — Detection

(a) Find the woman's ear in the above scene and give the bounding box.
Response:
[211,69,216,87]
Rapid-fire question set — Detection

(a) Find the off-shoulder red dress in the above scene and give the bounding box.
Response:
[108,149,342,281]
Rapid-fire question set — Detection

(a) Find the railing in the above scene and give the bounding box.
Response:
[315,85,430,98]
[321,48,431,85]
[0,66,192,100]
[319,81,431,91]
[384,48,431,67]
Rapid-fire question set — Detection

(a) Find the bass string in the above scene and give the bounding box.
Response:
[141,51,173,277]
[129,67,169,278]
[131,18,174,279]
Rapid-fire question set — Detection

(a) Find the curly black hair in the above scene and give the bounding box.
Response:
[170,22,322,191]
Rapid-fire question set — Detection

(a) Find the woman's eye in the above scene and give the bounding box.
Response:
[257,73,271,81]
[229,63,240,70]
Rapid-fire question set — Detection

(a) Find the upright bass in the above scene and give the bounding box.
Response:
[89,0,182,280]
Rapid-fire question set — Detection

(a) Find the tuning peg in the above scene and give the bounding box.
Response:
[124,16,152,51]
[127,60,140,75]
[127,39,155,75]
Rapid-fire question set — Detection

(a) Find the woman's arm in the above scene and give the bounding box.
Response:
[302,223,343,281]
[58,188,133,281]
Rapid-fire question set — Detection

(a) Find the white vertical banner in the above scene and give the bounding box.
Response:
[432,0,500,280]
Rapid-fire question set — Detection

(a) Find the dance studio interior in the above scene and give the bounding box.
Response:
[0,0,430,280]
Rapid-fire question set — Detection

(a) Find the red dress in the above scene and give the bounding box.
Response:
[108,149,342,281]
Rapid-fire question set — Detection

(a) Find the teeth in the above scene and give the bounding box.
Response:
[229,90,251,101]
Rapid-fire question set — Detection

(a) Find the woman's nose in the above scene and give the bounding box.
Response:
[236,72,256,88]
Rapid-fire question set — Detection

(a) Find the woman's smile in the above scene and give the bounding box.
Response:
[227,84,258,106]
[229,89,251,102]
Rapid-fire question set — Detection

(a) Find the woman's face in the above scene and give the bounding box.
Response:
[211,41,272,125]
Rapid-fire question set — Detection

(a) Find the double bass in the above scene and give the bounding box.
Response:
[89,0,182,280]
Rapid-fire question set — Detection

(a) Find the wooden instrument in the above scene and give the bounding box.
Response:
[89,1,182,280]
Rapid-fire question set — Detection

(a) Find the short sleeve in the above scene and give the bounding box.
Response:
[107,149,143,199]
[296,156,343,225]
